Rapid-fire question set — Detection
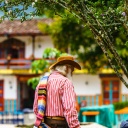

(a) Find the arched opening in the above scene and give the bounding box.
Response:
[0,38,25,58]
[7,47,19,58]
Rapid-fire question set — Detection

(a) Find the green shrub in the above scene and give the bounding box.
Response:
[113,101,128,110]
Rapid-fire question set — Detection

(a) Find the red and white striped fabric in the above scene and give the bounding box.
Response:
[33,71,80,128]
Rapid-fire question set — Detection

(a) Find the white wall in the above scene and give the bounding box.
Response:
[121,75,128,94]
[0,75,17,99]
[15,36,54,58]
[15,36,33,58]
[73,74,101,95]
[34,36,54,58]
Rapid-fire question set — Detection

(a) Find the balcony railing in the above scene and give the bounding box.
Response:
[0,58,32,69]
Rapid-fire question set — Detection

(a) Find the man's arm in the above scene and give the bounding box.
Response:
[33,85,39,115]
[33,85,42,127]
[33,76,49,127]
[62,79,81,128]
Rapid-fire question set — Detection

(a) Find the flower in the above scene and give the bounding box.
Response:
[115,27,117,30]
[122,12,126,16]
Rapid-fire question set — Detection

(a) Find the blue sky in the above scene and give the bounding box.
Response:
[0,3,35,18]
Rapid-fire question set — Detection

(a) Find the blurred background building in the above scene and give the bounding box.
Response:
[0,19,128,127]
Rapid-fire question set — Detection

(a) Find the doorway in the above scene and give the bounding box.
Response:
[17,76,35,110]
[0,80,4,111]
[100,74,120,105]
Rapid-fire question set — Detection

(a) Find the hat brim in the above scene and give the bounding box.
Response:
[49,60,81,70]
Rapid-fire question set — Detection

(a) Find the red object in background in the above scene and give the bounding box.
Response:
[80,100,87,107]
[75,101,80,112]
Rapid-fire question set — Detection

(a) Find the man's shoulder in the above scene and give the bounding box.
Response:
[40,75,49,81]
[49,72,67,81]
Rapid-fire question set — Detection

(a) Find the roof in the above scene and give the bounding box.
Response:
[0,18,53,36]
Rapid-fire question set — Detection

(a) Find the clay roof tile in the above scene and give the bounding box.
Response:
[0,18,53,36]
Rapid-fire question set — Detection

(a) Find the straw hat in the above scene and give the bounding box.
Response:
[49,55,81,70]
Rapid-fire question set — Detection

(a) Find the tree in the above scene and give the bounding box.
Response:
[38,15,107,73]
[37,14,128,74]
[0,0,128,87]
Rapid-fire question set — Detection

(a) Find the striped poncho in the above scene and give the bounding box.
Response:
[34,75,49,125]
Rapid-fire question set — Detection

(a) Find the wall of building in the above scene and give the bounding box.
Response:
[15,36,54,58]
[34,36,54,58]
[0,74,102,99]
[0,74,128,105]
[73,74,101,95]
[0,36,53,59]
[1,35,128,102]
[122,75,128,94]
[0,75,17,99]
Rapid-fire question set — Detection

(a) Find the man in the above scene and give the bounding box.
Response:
[33,55,81,128]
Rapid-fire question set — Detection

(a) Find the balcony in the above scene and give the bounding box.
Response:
[0,58,32,69]
[0,58,86,75]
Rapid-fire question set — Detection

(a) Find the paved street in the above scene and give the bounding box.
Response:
[0,124,105,128]
[0,124,16,128]
[80,123,107,128]
[2,124,106,128]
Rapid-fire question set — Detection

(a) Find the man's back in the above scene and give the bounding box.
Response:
[45,71,80,128]
[45,71,69,116]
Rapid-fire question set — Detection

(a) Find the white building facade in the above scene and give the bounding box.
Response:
[0,19,127,113]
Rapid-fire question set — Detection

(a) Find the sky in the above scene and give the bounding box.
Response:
[0,3,36,19]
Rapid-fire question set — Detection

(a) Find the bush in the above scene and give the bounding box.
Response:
[113,101,128,110]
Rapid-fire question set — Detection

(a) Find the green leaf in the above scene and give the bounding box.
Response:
[125,41,128,47]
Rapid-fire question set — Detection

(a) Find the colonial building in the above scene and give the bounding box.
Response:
[0,18,128,114]
[0,18,54,112]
